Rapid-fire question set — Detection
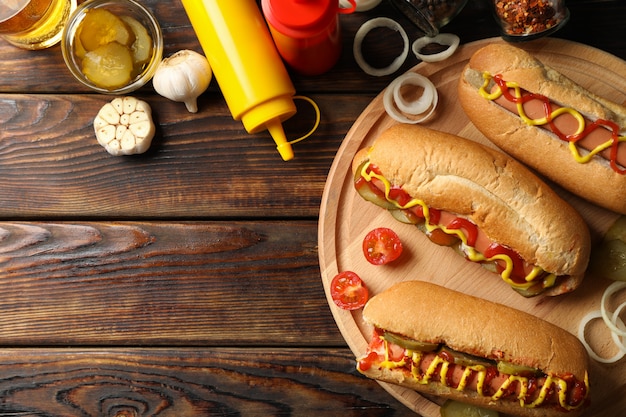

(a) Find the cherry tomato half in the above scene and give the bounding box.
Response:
[330,271,369,310]
[362,227,403,265]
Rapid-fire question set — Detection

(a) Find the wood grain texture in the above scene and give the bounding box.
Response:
[0,94,366,218]
[0,348,417,417]
[0,220,345,346]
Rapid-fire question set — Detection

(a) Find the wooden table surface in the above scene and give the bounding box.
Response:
[0,0,624,415]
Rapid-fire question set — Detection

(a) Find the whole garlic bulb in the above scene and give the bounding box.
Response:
[152,50,212,113]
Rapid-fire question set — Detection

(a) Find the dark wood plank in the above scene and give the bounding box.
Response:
[0,220,343,346]
[0,93,367,218]
[0,347,418,417]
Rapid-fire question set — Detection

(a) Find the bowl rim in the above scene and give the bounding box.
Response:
[61,0,164,94]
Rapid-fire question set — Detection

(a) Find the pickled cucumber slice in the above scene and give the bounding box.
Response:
[439,347,493,368]
[79,8,134,52]
[74,24,87,59]
[82,42,134,89]
[440,400,499,417]
[496,361,542,377]
[382,332,439,352]
[120,15,153,66]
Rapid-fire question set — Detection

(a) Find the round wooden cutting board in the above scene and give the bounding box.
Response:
[318,37,626,416]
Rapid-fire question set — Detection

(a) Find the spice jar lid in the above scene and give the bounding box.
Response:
[388,0,468,37]
[262,0,339,38]
[388,0,438,36]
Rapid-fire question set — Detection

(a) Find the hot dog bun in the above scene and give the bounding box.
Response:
[458,42,626,214]
[352,124,590,296]
[358,280,590,417]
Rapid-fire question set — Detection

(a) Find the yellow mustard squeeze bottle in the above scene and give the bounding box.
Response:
[179,0,297,160]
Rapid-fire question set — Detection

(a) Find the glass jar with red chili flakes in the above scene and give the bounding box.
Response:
[491,0,569,41]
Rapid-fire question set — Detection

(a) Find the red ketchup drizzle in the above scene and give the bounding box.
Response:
[447,217,478,247]
[358,163,530,283]
[427,207,441,225]
[565,374,589,407]
[357,329,385,371]
[525,377,540,402]
[358,328,587,411]
[357,351,379,371]
[483,242,527,284]
[492,74,626,174]
[362,165,440,224]
[483,367,498,396]
[388,186,411,207]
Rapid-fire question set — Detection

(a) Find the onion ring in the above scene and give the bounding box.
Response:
[339,0,382,11]
[392,72,435,115]
[353,17,409,77]
[383,72,438,123]
[601,281,626,337]
[578,310,626,364]
[613,301,626,353]
[412,33,460,63]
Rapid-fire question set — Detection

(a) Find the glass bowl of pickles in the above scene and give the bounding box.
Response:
[61,0,163,94]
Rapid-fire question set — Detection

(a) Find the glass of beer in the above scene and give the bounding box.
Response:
[0,0,77,50]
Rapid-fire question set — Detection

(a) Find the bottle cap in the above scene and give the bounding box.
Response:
[239,93,297,161]
[266,118,294,161]
[262,0,348,38]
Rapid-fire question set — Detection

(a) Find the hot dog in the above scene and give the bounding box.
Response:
[458,42,626,214]
[356,280,590,417]
[352,124,590,297]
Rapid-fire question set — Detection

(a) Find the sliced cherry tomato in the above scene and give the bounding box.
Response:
[330,271,369,310]
[362,227,403,265]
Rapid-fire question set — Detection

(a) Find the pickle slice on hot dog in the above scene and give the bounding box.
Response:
[356,281,590,417]
[458,42,626,214]
[351,124,590,297]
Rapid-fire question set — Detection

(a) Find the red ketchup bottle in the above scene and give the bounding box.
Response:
[262,0,356,76]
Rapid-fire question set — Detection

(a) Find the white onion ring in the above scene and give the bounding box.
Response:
[383,72,438,123]
[353,17,409,77]
[392,72,435,115]
[601,281,626,337]
[578,310,626,364]
[412,33,460,63]
[339,0,382,12]
[613,301,626,353]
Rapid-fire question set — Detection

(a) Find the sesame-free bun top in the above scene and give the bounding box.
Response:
[352,124,590,294]
[362,280,589,379]
[458,42,626,214]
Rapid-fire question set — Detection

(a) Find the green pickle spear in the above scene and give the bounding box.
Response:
[440,400,499,417]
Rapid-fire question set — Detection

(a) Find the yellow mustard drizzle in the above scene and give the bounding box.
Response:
[381,341,589,411]
[378,338,407,370]
[360,161,556,290]
[457,364,487,395]
[410,351,424,380]
[478,71,626,166]
[419,355,448,385]
[490,374,529,403]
